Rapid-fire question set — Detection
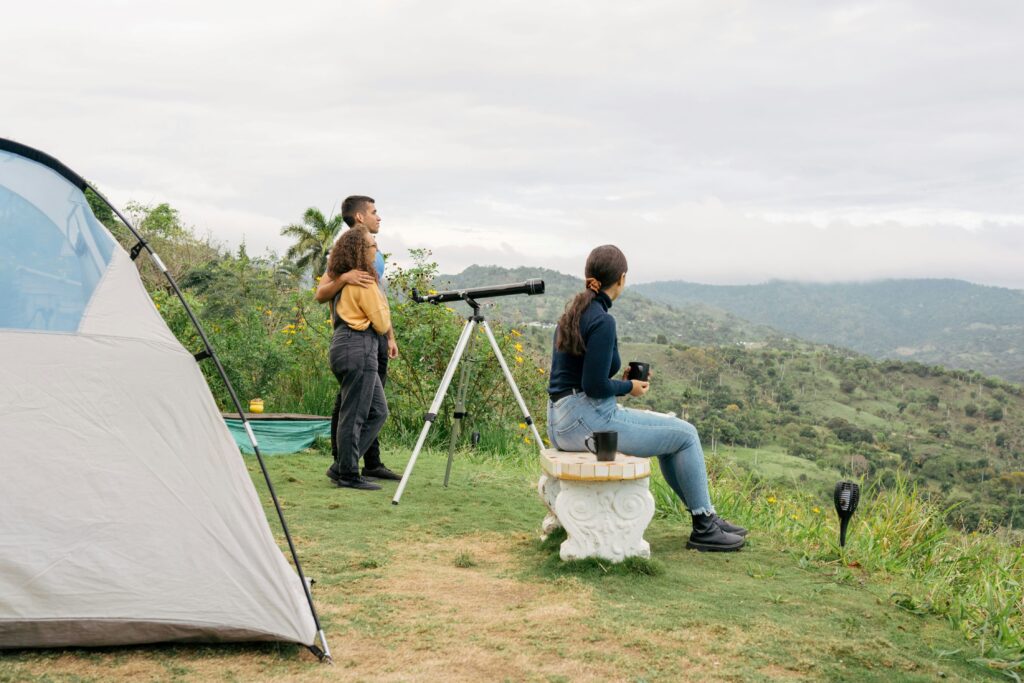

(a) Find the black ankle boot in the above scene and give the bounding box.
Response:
[713,514,748,537]
[687,513,745,552]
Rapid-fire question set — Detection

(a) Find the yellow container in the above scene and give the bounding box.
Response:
[249,398,264,414]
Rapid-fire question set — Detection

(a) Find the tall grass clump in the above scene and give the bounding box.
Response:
[651,457,1024,676]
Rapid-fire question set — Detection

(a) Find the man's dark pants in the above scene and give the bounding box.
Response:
[331,331,388,471]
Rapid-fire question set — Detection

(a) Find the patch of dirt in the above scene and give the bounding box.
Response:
[6,533,745,682]
[323,532,727,682]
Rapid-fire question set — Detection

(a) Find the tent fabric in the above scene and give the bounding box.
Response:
[0,142,317,648]
[78,247,181,345]
[0,148,113,332]
[225,417,332,455]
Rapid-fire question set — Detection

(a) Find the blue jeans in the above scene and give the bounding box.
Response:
[547,393,715,515]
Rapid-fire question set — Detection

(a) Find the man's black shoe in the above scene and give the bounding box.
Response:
[334,476,381,491]
[363,466,402,481]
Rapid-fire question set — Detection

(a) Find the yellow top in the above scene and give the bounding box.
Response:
[335,283,391,334]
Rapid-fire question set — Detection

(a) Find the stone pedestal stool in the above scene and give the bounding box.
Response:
[537,448,655,562]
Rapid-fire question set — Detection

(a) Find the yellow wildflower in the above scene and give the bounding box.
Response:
[766,496,777,505]
[518,422,527,430]
[514,342,523,352]
[511,329,522,337]
[515,356,524,364]
[790,514,799,521]
[812,506,821,514]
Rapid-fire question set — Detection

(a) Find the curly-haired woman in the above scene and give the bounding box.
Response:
[324,227,391,491]
[547,244,747,551]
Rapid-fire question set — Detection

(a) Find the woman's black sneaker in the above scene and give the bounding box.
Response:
[334,476,381,491]
[686,513,745,552]
[714,515,748,537]
[327,466,376,484]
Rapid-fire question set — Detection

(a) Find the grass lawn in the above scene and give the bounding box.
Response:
[0,448,1001,682]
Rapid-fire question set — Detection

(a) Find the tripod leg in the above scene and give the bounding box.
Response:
[480,320,546,454]
[392,319,478,505]
[445,331,476,487]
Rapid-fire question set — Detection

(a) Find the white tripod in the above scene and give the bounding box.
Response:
[392,295,544,505]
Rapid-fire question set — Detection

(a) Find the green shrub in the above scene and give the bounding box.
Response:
[146,242,551,455]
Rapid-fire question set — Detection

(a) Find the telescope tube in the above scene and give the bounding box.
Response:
[412,279,544,304]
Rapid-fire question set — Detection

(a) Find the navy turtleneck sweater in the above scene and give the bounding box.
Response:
[547,291,633,399]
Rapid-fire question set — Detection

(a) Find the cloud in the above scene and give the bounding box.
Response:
[3,1,1023,287]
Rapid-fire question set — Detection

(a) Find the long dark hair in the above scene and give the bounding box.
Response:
[326,227,378,281]
[555,245,628,355]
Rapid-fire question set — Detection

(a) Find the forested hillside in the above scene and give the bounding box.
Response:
[620,340,1024,529]
[633,279,1024,383]
[441,265,1024,529]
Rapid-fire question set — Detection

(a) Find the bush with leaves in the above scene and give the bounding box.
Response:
[381,249,550,453]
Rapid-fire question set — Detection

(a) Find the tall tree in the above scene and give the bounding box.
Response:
[281,207,344,277]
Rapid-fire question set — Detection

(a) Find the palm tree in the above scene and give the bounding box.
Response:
[280,207,345,277]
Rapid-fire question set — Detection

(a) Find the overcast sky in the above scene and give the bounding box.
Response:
[4,1,1023,287]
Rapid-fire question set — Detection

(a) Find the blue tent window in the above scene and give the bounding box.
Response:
[0,151,114,332]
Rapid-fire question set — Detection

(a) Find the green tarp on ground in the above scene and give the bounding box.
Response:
[224,414,331,455]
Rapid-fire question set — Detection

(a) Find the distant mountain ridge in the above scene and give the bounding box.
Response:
[633,278,1024,384]
[434,265,778,347]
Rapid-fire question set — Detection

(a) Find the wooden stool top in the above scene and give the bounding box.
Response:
[540,448,651,481]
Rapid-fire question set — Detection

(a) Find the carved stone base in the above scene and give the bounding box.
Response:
[538,474,655,563]
[538,474,563,535]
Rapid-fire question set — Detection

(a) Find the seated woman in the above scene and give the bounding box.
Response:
[324,227,391,491]
[546,244,747,551]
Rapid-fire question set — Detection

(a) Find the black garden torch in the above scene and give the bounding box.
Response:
[833,481,861,548]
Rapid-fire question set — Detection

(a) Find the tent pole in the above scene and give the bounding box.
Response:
[87,186,333,663]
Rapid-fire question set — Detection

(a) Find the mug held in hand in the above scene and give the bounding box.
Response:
[627,361,650,381]
[584,430,618,462]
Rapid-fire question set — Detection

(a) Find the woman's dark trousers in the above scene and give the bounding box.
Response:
[328,327,389,481]
[330,332,389,471]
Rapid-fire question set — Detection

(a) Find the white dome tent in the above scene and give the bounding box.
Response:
[0,138,330,661]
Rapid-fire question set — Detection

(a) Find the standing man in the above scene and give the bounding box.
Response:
[316,195,403,484]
